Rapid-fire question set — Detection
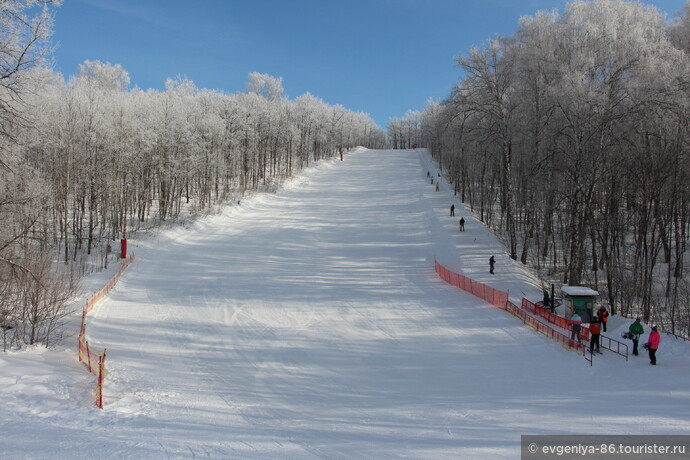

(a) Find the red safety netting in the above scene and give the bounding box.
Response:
[78,253,135,408]
[505,301,585,355]
[435,260,507,310]
[435,259,584,355]
[521,298,590,342]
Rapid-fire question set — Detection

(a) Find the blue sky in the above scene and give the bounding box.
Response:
[51,0,686,128]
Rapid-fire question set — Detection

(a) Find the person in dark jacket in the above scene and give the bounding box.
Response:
[450,204,455,216]
[648,326,661,365]
[459,217,465,231]
[629,318,644,356]
[543,290,552,312]
[489,256,495,274]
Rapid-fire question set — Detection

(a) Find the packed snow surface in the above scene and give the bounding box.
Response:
[2,149,689,459]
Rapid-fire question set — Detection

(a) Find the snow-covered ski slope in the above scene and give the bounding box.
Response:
[2,148,690,459]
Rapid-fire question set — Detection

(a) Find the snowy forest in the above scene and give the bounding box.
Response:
[0,0,385,349]
[1,0,689,349]
[391,1,690,335]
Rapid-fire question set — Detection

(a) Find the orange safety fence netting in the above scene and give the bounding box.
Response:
[78,254,135,408]
[434,259,584,355]
[435,260,506,309]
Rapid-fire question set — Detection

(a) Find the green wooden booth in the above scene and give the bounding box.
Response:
[561,286,599,323]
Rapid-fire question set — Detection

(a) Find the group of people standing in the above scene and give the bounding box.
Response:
[570,306,609,354]
[570,306,660,365]
[432,169,662,365]
[628,317,661,365]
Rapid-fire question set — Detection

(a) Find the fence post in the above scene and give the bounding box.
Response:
[97,350,106,408]
[85,341,93,373]
[80,309,86,338]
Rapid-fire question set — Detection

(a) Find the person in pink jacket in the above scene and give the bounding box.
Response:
[648,326,661,365]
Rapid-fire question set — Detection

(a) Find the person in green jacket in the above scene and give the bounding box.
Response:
[629,318,644,356]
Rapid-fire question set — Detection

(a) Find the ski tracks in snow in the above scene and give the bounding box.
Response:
[56,149,690,459]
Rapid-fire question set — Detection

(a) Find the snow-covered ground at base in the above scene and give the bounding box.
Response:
[2,148,689,459]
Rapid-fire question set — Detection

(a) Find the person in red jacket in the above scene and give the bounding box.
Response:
[648,326,661,365]
[589,317,602,354]
[597,306,609,332]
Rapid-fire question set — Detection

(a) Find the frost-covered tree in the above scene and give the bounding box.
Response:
[246,72,285,101]
[0,0,69,348]
[0,0,59,141]
[669,2,690,53]
[1,0,58,259]
[416,0,689,334]
[0,0,386,348]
